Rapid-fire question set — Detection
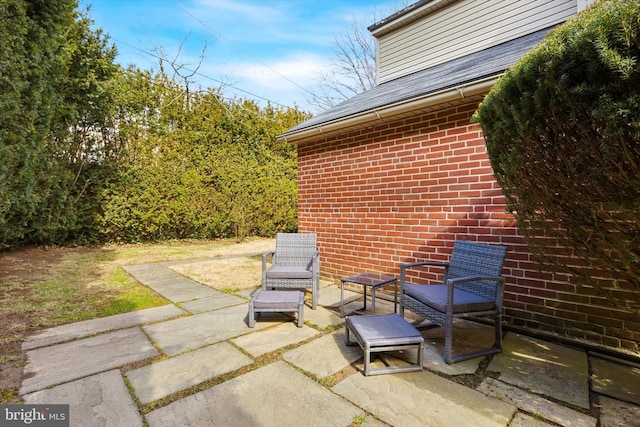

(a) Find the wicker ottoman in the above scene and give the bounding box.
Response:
[345,313,424,376]
[248,290,304,328]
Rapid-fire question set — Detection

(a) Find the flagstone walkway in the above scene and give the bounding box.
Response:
[19,262,640,426]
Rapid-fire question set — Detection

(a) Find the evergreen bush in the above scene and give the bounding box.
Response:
[475,0,640,305]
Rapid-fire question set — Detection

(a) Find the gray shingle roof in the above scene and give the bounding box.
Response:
[282,27,554,137]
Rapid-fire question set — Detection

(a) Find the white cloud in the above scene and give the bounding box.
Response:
[223,54,328,87]
[197,52,330,111]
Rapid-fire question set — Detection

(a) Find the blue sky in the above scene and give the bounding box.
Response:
[79,0,402,112]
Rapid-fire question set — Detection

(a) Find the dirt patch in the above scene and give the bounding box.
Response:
[170,255,264,291]
[0,247,74,401]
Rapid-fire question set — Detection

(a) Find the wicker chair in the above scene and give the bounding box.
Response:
[262,233,320,309]
[399,240,507,364]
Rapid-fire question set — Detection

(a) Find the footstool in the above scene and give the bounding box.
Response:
[248,290,304,328]
[345,313,424,376]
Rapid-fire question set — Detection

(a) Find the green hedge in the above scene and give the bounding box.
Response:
[475,0,640,303]
[98,71,307,243]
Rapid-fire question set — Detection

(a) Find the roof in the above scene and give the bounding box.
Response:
[368,0,458,37]
[279,26,554,143]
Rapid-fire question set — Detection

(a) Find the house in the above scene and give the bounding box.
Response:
[279,0,639,357]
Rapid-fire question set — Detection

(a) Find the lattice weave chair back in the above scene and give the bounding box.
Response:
[447,240,507,300]
[273,233,317,268]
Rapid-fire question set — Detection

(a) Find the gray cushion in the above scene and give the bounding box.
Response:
[253,290,301,310]
[347,313,421,341]
[266,266,313,279]
[404,284,494,313]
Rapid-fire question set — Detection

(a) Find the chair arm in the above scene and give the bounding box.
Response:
[261,250,275,266]
[261,251,275,284]
[310,251,320,274]
[446,275,505,286]
[400,262,449,289]
[400,261,449,270]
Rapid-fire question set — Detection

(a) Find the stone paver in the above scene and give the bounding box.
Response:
[24,370,143,427]
[488,333,590,409]
[22,304,185,350]
[508,413,555,427]
[143,303,261,355]
[598,395,640,427]
[341,295,398,317]
[20,328,158,395]
[145,361,364,427]
[179,292,247,314]
[332,369,516,427]
[236,287,260,300]
[303,304,345,329]
[283,329,362,379]
[421,344,480,375]
[361,417,388,427]
[231,322,319,358]
[590,355,640,405]
[126,341,253,404]
[477,377,596,427]
[318,285,360,308]
[419,319,496,375]
[124,264,219,303]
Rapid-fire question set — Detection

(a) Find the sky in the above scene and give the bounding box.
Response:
[79,0,402,113]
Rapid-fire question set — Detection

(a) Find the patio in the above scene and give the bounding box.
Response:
[20,261,640,426]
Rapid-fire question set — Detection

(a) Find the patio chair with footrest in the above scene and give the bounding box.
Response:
[262,233,320,309]
[399,240,507,364]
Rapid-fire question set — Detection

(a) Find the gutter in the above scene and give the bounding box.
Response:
[279,74,501,144]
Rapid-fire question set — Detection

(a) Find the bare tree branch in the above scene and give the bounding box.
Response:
[155,33,210,94]
[308,2,410,110]
[308,17,377,110]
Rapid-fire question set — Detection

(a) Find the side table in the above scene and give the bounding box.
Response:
[340,272,398,317]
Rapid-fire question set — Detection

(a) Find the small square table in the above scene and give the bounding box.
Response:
[340,272,398,317]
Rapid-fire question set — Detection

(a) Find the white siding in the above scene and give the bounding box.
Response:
[376,0,577,84]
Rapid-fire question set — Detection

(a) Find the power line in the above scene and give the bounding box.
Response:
[112,37,295,110]
[116,60,305,135]
[171,1,318,99]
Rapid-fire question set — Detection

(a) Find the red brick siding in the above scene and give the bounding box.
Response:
[296,102,639,354]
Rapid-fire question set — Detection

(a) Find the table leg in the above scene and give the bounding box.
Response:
[393,280,398,313]
[363,285,367,312]
[340,279,345,317]
[371,287,376,315]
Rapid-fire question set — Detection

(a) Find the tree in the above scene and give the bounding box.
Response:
[1,0,73,246]
[474,0,640,306]
[308,3,411,110]
[40,7,120,243]
[307,16,377,110]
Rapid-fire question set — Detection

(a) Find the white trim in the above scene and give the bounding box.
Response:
[279,75,499,144]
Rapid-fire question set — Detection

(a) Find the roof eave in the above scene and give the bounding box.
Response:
[278,74,500,144]
[368,0,457,38]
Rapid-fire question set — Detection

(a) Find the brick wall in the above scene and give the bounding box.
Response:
[296,102,639,354]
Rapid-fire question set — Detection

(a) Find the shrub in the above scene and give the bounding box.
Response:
[474,0,640,305]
